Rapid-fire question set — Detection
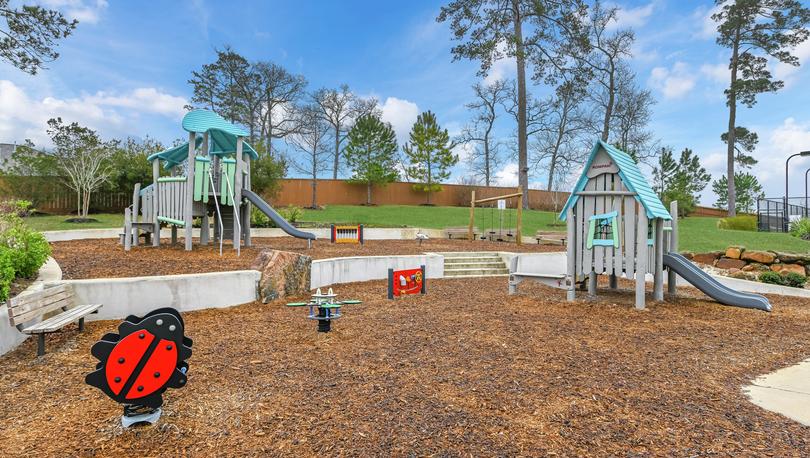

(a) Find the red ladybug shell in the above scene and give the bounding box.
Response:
[104,329,179,400]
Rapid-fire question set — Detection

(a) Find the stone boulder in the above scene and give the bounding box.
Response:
[742,262,769,272]
[724,246,744,259]
[692,252,721,265]
[680,251,694,260]
[771,263,806,276]
[715,257,746,270]
[728,269,756,281]
[776,252,810,265]
[252,249,312,303]
[741,250,776,264]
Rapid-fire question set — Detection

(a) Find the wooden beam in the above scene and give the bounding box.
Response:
[152,159,160,247]
[184,132,195,251]
[566,206,575,301]
[516,186,522,245]
[668,200,679,294]
[635,207,648,310]
[654,218,664,301]
[474,191,523,204]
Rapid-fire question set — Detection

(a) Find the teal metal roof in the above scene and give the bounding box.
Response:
[182,109,248,137]
[146,109,259,167]
[559,140,671,221]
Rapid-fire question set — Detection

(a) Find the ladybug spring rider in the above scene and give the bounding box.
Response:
[86,308,192,427]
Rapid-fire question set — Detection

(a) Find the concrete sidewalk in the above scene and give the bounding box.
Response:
[744,358,810,426]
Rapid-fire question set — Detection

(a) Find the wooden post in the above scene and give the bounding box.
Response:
[132,183,141,247]
[124,207,132,251]
[184,132,195,251]
[566,206,576,301]
[516,186,523,246]
[233,137,243,250]
[668,201,678,294]
[152,159,160,247]
[201,213,210,245]
[243,153,252,247]
[468,190,475,242]
[635,207,648,310]
[654,218,664,301]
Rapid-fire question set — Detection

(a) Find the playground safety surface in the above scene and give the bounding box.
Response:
[1,278,809,456]
[50,237,564,279]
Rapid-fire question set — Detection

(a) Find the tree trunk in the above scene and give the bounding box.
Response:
[332,122,340,179]
[725,36,740,217]
[512,1,529,209]
[311,178,317,209]
[602,65,615,142]
[484,133,491,186]
[76,190,81,217]
[367,182,372,206]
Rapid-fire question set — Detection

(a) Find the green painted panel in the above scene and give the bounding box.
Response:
[157,176,187,183]
[157,216,186,227]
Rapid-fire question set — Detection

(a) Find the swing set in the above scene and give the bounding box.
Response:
[468,186,524,245]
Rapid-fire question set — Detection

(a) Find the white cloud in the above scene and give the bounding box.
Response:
[693,4,722,39]
[380,97,419,145]
[609,1,656,30]
[648,62,696,99]
[41,0,108,24]
[773,40,810,88]
[0,80,187,145]
[493,162,519,187]
[454,142,475,163]
[483,42,515,86]
[700,63,728,84]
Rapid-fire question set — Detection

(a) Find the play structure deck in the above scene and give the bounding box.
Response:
[122,109,315,253]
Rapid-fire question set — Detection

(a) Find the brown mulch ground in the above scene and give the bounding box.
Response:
[51,237,564,279]
[0,278,809,456]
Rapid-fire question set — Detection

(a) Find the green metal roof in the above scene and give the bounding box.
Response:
[559,140,671,221]
[146,109,259,167]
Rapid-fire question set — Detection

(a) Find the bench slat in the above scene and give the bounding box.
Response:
[22,304,102,334]
[9,284,70,309]
[9,289,75,326]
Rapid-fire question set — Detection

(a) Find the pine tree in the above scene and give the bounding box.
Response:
[711,0,810,216]
[403,111,458,205]
[712,172,764,214]
[653,148,711,216]
[0,0,77,74]
[344,114,399,205]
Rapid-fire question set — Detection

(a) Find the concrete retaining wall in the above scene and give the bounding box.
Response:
[57,270,260,322]
[311,254,444,289]
[44,227,446,242]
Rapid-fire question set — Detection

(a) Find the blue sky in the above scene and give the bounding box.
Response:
[2,0,810,204]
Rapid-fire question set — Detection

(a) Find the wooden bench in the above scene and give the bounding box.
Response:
[508,255,569,294]
[7,284,103,356]
[535,230,567,246]
[445,226,479,240]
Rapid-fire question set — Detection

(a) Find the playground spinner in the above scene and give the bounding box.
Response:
[85,307,193,427]
[286,288,362,332]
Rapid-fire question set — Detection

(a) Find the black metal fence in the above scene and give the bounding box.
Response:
[757,197,810,232]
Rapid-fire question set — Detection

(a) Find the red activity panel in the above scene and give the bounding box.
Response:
[388,265,426,299]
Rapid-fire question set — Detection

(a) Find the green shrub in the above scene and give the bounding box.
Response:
[782,272,807,288]
[718,215,757,231]
[279,205,303,223]
[758,271,784,286]
[0,247,15,302]
[250,206,273,228]
[790,218,810,240]
[0,212,51,280]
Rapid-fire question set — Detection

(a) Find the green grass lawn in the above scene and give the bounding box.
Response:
[21,205,810,254]
[22,213,123,232]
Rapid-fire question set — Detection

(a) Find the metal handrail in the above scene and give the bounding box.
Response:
[221,166,241,257]
[207,167,225,256]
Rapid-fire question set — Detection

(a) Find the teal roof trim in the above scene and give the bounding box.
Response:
[182,109,248,137]
[559,140,671,221]
[207,128,258,159]
[147,137,203,168]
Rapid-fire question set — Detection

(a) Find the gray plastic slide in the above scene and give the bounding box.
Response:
[242,189,316,241]
[663,252,771,312]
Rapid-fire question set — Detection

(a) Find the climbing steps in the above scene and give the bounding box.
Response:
[441,252,509,278]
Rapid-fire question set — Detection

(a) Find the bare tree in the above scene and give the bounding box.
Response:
[287,105,332,208]
[531,81,592,191]
[311,84,379,179]
[459,80,508,186]
[255,61,308,157]
[47,118,114,219]
[609,68,657,162]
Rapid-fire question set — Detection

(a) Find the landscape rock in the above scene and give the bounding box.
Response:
[692,252,721,265]
[770,263,805,276]
[728,270,756,281]
[724,246,744,259]
[252,249,312,303]
[742,262,769,272]
[680,251,694,260]
[776,252,810,265]
[715,257,746,270]
[741,250,776,264]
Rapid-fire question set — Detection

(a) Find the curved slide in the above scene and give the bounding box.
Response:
[663,253,771,312]
[242,190,316,241]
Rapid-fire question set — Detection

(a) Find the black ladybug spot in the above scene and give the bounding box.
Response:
[118,357,125,364]
[154,371,161,378]
[137,386,144,392]
[166,344,173,351]
[114,377,121,383]
[138,333,145,339]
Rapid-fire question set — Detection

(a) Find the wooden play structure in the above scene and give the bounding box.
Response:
[468,187,523,245]
[122,109,315,253]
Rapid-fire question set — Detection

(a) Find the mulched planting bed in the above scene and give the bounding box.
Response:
[51,237,563,279]
[0,278,809,456]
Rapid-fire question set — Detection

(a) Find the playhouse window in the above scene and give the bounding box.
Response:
[587,211,619,249]
[647,220,654,246]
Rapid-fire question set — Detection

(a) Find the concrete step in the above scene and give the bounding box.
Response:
[443,261,506,269]
[444,273,510,279]
[444,257,504,264]
[444,267,510,276]
[440,251,504,258]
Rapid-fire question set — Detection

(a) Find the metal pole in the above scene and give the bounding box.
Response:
[805,168,810,216]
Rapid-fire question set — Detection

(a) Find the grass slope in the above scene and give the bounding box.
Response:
[22,205,810,254]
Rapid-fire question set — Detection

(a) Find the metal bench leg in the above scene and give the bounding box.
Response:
[37,334,46,357]
[79,318,85,332]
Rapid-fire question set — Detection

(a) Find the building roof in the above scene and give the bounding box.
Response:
[559,140,671,221]
[147,110,258,167]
